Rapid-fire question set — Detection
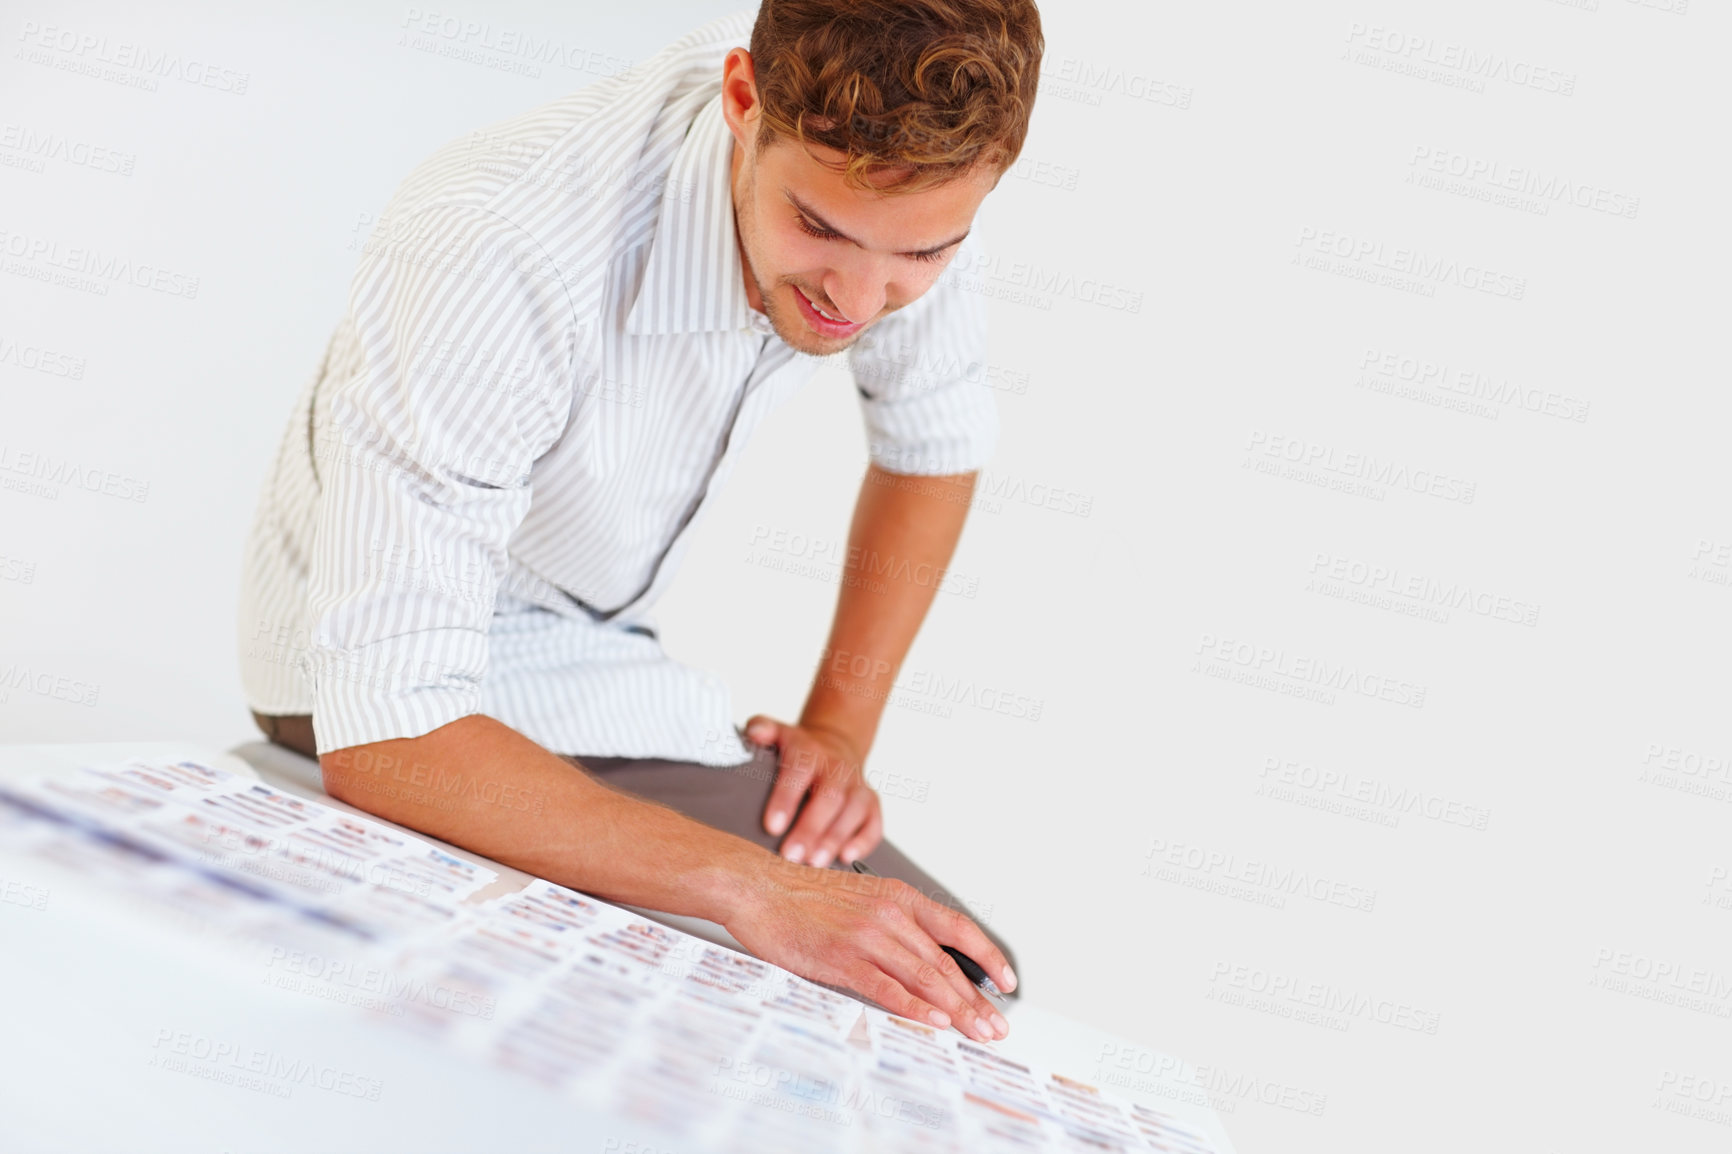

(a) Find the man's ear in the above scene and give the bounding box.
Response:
[720,47,762,144]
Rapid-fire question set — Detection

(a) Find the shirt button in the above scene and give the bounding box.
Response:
[748,311,772,334]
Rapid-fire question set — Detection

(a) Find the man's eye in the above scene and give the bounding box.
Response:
[797,215,950,263]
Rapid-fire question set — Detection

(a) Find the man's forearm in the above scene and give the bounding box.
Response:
[319,714,770,923]
[800,464,977,752]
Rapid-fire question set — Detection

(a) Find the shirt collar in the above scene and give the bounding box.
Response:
[624,90,759,337]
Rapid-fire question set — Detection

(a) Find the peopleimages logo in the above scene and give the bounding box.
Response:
[899,667,1044,722]
[1037,54,1193,109]
[1294,227,1525,300]
[942,249,1144,313]
[149,1029,383,1100]
[747,525,982,597]
[1143,837,1379,913]
[0,226,201,299]
[1590,947,1732,1016]
[263,947,498,1019]
[0,553,38,584]
[1308,551,1540,627]
[1208,961,1443,1034]
[1344,22,1577,96]
[397,8,634,78]
[15,22,251,94]
[1194,630,1427,709]
[1094,1044,1329,1116]
[0,333,86,379]
[1407,146,1639,219]
[1245,429,1476,505]
[0,442,151,502]
[1357,347,1590,423]
[1258,756,1492,831]
[851,335,1031,396]
[0,123,136,176]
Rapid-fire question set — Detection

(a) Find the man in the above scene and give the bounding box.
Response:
[240,0,1042,1044]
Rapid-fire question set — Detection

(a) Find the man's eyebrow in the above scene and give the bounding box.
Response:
[784,189,969,257]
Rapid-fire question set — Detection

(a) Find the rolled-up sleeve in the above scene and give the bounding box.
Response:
[303,204,575,753]
[849,231,999,476]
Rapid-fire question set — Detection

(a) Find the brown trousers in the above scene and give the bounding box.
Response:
[252,712,1018,992]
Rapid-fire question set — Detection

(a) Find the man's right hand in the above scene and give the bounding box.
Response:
[719,858,1015,1043]
[319,716,1015,1042]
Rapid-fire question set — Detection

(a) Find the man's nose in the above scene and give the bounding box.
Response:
[822,258,890,324]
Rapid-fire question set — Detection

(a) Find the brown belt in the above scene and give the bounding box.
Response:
[251,711,318,759]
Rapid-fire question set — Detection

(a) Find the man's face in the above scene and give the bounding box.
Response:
[722,49,998,357]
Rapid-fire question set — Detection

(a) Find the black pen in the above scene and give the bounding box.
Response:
[849,858,1007,1007]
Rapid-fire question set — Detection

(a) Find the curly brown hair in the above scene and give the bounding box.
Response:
[748,0,1044,193]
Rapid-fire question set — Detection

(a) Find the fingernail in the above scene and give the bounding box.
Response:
[784,843,804,863]
[928,1010,949,1028]
[975,1016,995,1039]
[1000,965,1017,991]
[768,811,788,835]
[811,849,833,869]
[991,1012,1009,1037]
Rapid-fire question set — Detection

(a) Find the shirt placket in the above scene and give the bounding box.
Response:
[598,327,788,622]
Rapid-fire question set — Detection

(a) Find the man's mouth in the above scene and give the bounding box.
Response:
[793,286,862,337]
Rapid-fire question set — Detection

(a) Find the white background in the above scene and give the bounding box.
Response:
[2,2,1728,1151]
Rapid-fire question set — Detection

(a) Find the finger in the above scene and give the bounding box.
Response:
[839,806,883,865]
[808,790,874,869]
[846,883,997,1041]
[743,714,783,748]
[846,961,952,1031]
[762,740,817,839]
[870,932,1001,1043]
[780,760,849,865]
[874,892,1006,1039]
[909,893,1018,996]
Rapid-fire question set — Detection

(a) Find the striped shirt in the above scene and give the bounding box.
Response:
[237,9,998,763]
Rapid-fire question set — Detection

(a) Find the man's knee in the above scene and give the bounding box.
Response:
[252,711,317,759]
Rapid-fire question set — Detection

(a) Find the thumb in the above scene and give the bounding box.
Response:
[743,715,784,746]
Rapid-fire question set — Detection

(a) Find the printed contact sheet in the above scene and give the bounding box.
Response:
[0,757,1216,1153]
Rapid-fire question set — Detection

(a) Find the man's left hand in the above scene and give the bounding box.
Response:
[746,715,882,868]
